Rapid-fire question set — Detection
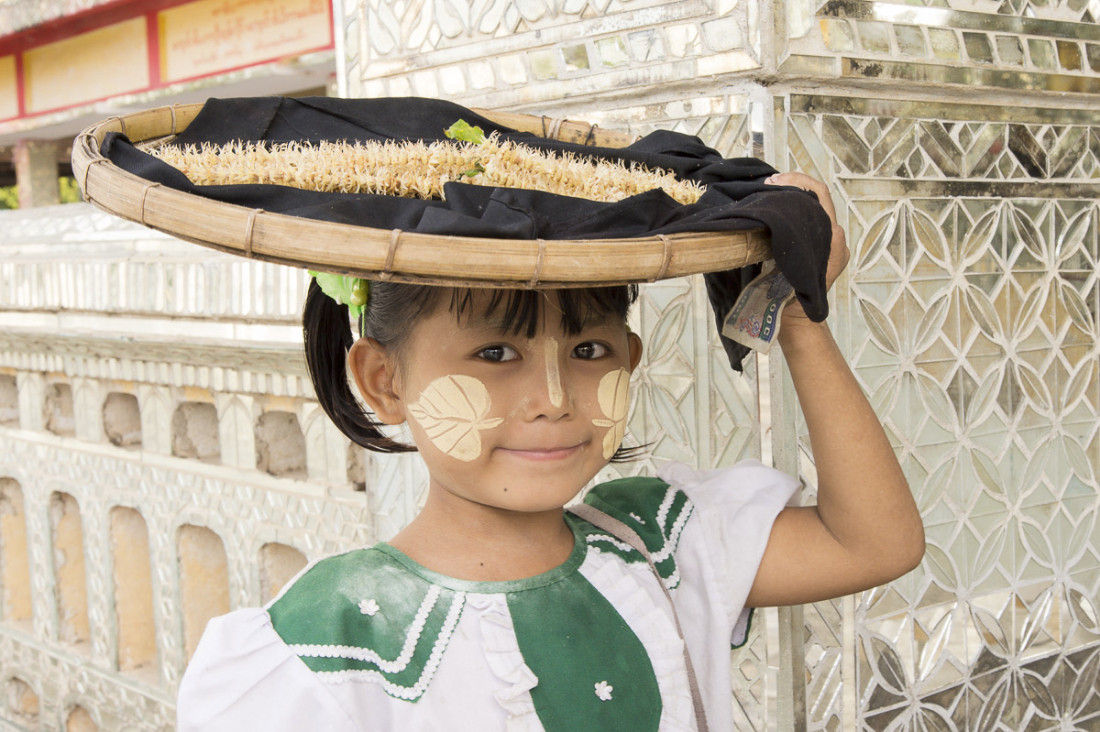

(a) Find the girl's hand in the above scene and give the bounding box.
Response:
[764,172,850,326]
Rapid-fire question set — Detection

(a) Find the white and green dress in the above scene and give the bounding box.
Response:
[177,460,798,732]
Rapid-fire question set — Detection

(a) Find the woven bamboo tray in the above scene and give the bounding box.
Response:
[71,103,772,288]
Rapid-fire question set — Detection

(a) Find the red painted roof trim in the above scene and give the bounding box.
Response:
[0,0,192,56]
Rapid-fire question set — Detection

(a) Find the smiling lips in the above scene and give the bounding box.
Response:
[498,442,588,461]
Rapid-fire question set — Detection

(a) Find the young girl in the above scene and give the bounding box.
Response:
[177,173,925,731]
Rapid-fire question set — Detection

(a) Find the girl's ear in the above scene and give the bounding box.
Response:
[348,338,405,425]
[627,331,643,372]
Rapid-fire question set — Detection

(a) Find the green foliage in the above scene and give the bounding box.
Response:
[444,120,486,144]
[308,271,368,320]
[445,120,487,177]
[59,177,83,204]
[0,179,82,209]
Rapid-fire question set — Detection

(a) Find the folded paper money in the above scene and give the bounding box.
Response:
[721,268,797,355]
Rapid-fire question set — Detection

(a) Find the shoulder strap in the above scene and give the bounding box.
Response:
[568,503,710,732]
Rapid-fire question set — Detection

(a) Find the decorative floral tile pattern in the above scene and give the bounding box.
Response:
[788,94,1100,732]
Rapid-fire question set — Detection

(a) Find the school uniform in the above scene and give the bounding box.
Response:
[178,460,797,732]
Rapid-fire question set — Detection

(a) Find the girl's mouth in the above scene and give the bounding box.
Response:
[497,442,588,461]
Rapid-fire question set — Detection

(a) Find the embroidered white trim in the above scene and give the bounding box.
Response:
[359,599,380,616]
[651,502,691,564]
[312,590,467,701]
[655,486,678,532]
[291,585,442,672]
[594,681,613,701]
[586,533,635,553]
[664,567,681,590]
[585,500,693,568]
[629,512,645,525]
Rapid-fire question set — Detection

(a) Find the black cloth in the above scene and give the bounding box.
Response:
[101,96,832,370]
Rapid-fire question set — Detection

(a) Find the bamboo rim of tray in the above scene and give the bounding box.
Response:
[71,102,772,288]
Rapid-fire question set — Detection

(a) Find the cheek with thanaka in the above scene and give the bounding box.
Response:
[592,368,630,459]
[406,374,503,461]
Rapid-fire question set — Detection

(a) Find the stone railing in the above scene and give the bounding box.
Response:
[0,203,377,731]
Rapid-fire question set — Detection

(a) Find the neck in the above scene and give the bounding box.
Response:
[387,488,576,582]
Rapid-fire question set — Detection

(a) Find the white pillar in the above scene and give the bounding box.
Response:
[216,393,257,469]
[302,402,349,484]
[137,385,174,455]
[72,377,107,444]
[17,372,46,432]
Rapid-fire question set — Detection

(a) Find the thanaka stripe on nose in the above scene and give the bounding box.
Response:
[545,337,564,408]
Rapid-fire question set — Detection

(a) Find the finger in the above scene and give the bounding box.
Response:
[764,173,837,223]
[764,172,816,188]
[763,172,806,187]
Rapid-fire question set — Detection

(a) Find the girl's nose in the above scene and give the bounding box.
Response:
[528,337,571,419]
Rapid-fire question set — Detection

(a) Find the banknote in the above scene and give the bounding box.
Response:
[721,268,796,354]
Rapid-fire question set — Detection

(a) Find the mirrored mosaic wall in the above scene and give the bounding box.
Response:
[783,0,1100,729]
[340,0,1100,729]
[789,94,1100,732]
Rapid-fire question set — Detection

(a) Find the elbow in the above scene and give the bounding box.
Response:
[901,528,926,575]
[855,514,926,588]
[883,520,926,582]
[877,480,927,582]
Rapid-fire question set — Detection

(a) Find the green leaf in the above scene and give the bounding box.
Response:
[445,120,486,144]
[309,270,366,320]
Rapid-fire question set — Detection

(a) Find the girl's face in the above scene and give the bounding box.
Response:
[357,290,642,515]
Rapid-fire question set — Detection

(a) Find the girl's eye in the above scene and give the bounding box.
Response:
[573,342,609,360]
[478,345,519,362]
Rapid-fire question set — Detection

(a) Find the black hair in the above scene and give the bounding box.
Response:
[303,279,644,460]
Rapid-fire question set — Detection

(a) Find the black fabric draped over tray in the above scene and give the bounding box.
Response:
[101,96,832,371]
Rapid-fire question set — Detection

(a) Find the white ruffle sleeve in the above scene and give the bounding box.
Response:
[177,608,359,732]
[657,459,799,732]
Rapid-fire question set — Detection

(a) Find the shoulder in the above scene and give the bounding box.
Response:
[267,545,466,702]
[578,474,692,585]
[655,459,800,512]
[267,546,401,621]
[576,462,798,583]
[582,474,691,552]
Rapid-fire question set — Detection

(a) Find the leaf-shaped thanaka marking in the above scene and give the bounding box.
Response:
[592,368,630,459]
[407,375,503,461]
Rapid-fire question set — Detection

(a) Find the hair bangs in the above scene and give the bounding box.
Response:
[448,286,638,338]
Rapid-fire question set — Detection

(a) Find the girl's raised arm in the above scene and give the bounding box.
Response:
[745,173,925,608]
